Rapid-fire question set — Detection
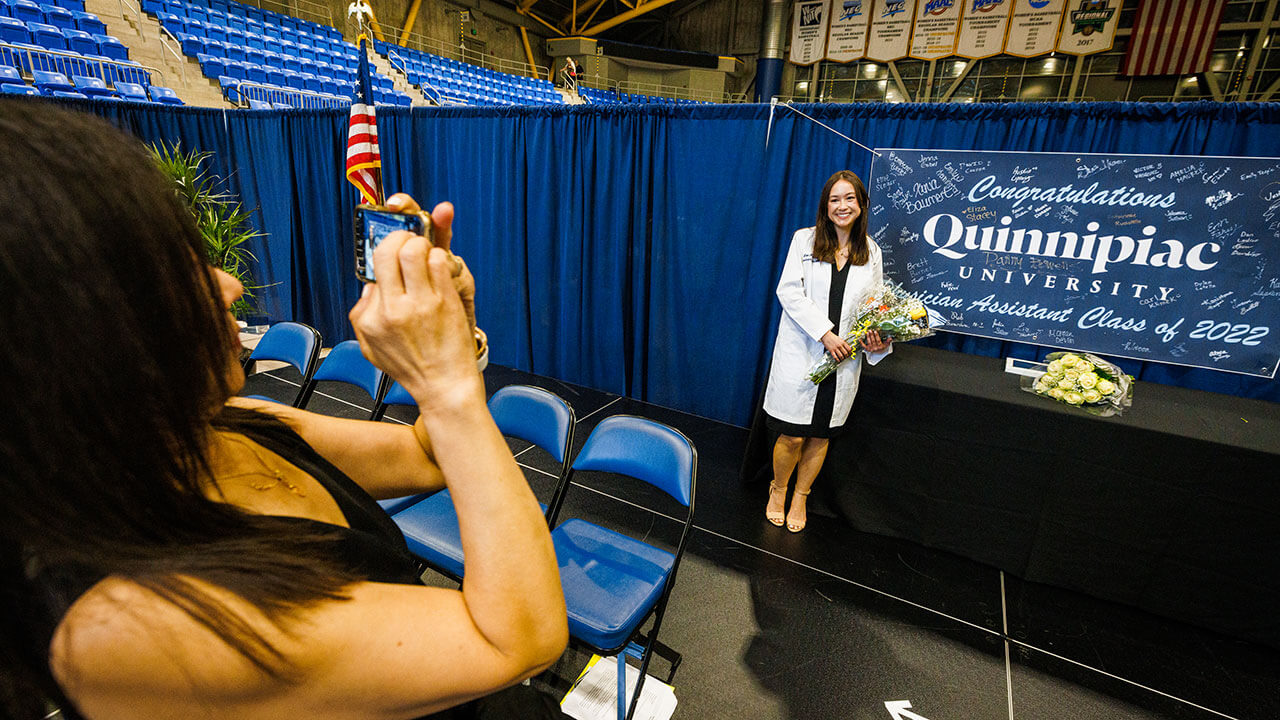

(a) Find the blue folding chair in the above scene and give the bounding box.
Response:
[392,384,576,581]
[549,414,696,720]
[240,321,321,407]
[298,339,387,419]
[0,83,38,95]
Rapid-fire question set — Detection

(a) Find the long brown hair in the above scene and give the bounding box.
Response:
[0,103,362,718]
[813,170,870,266]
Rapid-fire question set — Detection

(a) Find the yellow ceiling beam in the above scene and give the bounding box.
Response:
[517,6,565,36]
[399,0,423,46]
[581,0,680,36]
[519,26,538,76]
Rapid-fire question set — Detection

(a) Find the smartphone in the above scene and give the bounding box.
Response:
[354,205,430,282]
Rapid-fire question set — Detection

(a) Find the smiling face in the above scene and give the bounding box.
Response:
[826,179,861,235]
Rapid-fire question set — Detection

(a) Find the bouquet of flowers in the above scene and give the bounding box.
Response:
[1021,351,1134,417]
[806,279,938,384]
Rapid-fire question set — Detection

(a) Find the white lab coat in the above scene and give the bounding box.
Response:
[763,227,891,429]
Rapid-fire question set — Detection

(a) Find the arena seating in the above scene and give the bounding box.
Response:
[144,0,411,109]
[374,39,561,107]
[1,0,150,94]
[579,85,712,106]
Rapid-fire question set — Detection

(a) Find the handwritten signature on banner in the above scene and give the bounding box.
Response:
[869,149,1280,378]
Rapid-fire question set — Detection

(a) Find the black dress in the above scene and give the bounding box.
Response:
[27,413,568,720]
[764,258,852,438]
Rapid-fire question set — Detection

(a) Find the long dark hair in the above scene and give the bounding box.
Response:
[0,103,360,718]
[812,170,870,266]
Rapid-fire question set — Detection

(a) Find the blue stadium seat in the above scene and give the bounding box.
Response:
[49,88,86,98]
[244,61,264,84]
[0,65,23,85]
[197,53,224,77]
[31,68,73,92]
[71,73,114,97]
[62,26,94,55]
[223,42,244,61]
[200,37,223,56]
[27,21,66,49]
[270,101,289,109]
[148,84,183,104]
[50,0,83,11]
[8,0,40,22]
[113,79,148,101]
[0,15,29,43]
[180,33,205,56]
[1,82,38,94]
[246,97,267,109]
[92,33,126,60]
[39,3,73,29]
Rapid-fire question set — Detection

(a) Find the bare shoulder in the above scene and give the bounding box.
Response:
[50,576,288,709]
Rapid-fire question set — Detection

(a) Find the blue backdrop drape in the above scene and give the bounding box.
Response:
[58,98,1280,425]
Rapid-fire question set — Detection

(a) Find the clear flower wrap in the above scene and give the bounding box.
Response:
[805,279,939,385]
[1020,351,1134,417]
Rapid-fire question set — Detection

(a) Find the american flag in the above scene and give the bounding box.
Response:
[346,34,383,206]
[1122,0,1227,77]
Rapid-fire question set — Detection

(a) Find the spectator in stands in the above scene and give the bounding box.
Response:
[0,103,570,720]
[561,57,579,91]
[760,170,891,533]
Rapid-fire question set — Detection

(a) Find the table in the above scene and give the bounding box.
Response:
[748,344,1280,648]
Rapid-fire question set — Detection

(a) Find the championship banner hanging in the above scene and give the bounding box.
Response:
[1005,0,1066,58]
[956,0,1014,59]
[909,0,963,60]
[865,0,916,62]
[868,148,1280,378]
[826,0,873,62]
[1055,0,1120,55]
[790,0,831,65]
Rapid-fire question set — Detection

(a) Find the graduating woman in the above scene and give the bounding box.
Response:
[762,170,892,533]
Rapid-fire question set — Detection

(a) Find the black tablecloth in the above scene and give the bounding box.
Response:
[744,344,1280,648]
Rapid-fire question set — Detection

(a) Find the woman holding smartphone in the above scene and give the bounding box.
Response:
[0,103,568,720]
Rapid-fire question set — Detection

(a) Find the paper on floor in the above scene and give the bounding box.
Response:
[560,654,677,720]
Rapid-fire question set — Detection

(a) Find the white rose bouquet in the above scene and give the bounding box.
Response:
[806,279,940,384]
[1022,351,1133,416]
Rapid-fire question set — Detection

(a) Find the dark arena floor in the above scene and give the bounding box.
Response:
[238,363,1280,720]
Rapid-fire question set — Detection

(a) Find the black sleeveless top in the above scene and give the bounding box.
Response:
[26,414,423,719]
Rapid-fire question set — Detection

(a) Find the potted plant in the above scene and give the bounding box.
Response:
[149,143,268,321]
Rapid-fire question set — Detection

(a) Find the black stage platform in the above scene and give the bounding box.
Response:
[747,344,1280,649]
[243,360,1279,719]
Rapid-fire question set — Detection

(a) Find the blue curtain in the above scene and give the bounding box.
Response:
[61,98,1280,425]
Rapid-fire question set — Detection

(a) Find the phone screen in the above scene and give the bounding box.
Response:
[355,207,427,282]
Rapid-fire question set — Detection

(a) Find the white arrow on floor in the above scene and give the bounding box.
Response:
[885,700,931,720]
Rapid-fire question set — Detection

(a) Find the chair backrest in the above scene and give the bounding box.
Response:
[568,415,696,508]
[487,384,575,465]
[308,339,384,402]
[1,83,38,95]
[0,65,22,84]
[245,321,320,376]
[243,321,321,407]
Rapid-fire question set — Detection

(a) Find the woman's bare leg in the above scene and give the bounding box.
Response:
[787,437,829,532]
[767,434,804,525]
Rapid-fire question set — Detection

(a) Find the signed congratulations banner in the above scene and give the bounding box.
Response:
[869,149,1280,378]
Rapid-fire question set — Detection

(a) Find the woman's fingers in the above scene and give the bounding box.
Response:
[384,193,423,215]
[429,201,454,254]
[372,230,413,294]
